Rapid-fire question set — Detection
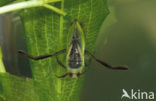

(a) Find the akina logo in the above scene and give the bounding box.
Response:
[121,89,155,100]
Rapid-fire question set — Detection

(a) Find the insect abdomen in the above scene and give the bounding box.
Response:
[68,41,82,68]
[68,60,81,68]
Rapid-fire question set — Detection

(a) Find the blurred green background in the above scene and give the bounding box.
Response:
[81,0,156,101]
[0,0,156,101]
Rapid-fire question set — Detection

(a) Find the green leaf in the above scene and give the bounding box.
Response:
[0,0,15,6]
[0,0,109,101]
[0,73,38,101]
[0,45,6,73]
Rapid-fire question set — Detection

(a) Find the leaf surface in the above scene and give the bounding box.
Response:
[0,0,15,6]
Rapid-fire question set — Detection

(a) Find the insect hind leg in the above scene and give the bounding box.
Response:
[85,50,128,70]
[18,49,66,60]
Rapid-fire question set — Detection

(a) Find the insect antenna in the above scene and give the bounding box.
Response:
[85,50,128,70]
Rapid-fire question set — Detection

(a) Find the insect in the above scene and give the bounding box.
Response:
[0,0,66,16]
[18,20,128,78]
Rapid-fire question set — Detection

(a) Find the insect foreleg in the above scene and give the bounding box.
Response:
[18,49,66,60]
[56,56,66,69]
[85,50,128,70]
[56,73,68,78]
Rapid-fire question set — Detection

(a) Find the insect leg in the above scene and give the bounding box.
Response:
[56,56,67,69]
[85,50,128,70]
[18,49,66,60]
[56,73,68,78]
[55,58,67,78]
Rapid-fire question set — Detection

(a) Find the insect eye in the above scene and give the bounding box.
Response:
[68,73,73,77]
[77,73,81,78]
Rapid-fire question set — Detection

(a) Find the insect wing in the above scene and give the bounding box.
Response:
[66,20,85,69]
[76,21,85,54]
